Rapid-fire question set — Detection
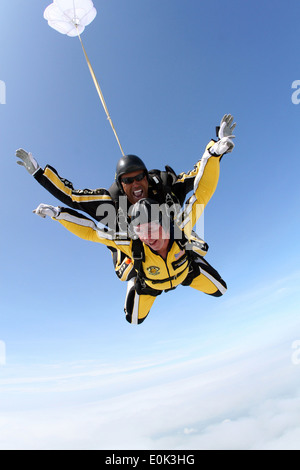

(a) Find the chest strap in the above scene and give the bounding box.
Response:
[131,238,145,276]
[147,267,187,285]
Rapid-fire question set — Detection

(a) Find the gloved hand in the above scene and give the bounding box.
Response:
[209,114,236,155]
[209,136,235,155]
[218,114,236,140]
[15,148,40,175]
[33,203,60,219]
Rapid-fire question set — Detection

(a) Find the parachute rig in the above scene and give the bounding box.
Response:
[44,0,125,156]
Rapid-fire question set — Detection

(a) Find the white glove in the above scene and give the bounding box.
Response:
[208,114,236,155]
[16,148,40,175]
[218,114,236,140]
[33,204,60,219]
[209,136,235,155]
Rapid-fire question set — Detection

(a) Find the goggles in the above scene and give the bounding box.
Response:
[121,171,146,185]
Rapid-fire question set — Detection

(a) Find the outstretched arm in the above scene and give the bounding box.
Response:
[16,149,114,222]
[177,114,236,237]
[173,114,235,196]
[33,203,133,258]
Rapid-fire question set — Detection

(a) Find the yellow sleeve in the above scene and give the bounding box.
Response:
[54,209,133,258]
[175,139,216,184]
[177,141,222,238]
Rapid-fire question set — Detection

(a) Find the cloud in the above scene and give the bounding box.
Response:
[1,271,300,450]
[0,327,300,450]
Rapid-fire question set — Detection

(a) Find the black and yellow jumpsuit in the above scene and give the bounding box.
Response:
[50,143,227,324]
[33,141,218,281]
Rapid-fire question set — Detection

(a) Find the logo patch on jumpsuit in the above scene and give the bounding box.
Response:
[147,266,160,276]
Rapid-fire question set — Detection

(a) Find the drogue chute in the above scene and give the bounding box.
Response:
[44,0,97,37]
[44,0,125,156]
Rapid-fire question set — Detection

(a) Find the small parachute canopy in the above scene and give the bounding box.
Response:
[44,0,97,37]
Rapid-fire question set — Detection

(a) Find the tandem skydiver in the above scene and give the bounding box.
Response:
[15,114,236,285]
[32,117,236,324]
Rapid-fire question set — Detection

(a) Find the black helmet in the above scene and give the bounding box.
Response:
[130,198,170,231]
[115,154,148,188]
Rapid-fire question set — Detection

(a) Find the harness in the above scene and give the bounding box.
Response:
[108,165,209,292]
[148,166,181,205]
[131,236,183,294]
[131,230,208,293]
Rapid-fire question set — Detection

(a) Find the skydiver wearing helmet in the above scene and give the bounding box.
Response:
[33,116,236,324]
[15,114,235,285]
[114,154,149,205]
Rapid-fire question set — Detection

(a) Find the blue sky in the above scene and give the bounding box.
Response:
[1,0,300,450]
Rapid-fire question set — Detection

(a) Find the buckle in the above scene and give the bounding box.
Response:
[133,253,144,260]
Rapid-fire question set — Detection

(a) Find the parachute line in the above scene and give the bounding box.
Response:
[76,27,125,156]
[44,1,125,156]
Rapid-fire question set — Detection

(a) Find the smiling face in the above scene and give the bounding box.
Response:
[120,170,149,205]
[134,222,170,254]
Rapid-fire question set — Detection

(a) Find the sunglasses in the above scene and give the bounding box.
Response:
[121,171,146,185]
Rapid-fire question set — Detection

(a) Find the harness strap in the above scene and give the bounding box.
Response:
[131,238,145,277]
[147,267,187,285]
[131,236,189,287]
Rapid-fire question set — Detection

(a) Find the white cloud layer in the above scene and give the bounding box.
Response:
[1,326,300,450]
[1,272,299,449]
